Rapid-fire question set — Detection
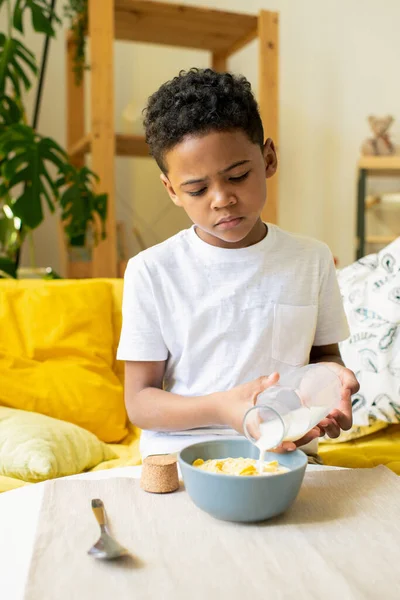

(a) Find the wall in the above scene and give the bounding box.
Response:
[2,0,400,272]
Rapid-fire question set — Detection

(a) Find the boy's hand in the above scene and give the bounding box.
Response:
[314,362,359,439]
[215,373,280,433]
[282,362,360,450]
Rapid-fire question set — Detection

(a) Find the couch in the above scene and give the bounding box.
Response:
[0,270,399,494]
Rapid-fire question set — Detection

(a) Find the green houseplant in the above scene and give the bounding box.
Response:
[0,0,105,278]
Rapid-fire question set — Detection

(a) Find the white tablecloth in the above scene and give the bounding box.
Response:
[0,465,341,600]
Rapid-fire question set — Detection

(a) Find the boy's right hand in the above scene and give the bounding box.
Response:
[215,373,280,434]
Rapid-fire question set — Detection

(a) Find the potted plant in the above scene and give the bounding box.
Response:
[0,0,105,278]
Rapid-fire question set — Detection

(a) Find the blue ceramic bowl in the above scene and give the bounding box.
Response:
[178,438,307,523]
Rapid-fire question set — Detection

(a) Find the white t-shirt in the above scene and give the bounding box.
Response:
[117,224,349,457]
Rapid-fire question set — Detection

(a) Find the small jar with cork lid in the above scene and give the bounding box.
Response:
[140,454,180,493]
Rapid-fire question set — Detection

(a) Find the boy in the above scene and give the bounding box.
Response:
[117,68,359,459]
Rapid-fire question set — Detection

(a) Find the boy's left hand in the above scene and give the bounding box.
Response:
[314,362,359,439]
[279,362,359,451]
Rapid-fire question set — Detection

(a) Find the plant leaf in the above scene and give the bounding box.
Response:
[0,124,71,229]
[30,2,55,35]
[0,256,17,278]
[0,95,22,126]
[12,0,61,37]
[7,166,31,188]
[0,35,37,97]
[13,0,24,33]
[40,164,59,195]
[39,177,55,213]
[58,164,108,245]
[15,39,37,70]
[0,36,16,95]
[12,187,43,229]
[12,55,33,90]
[40,145,69,172]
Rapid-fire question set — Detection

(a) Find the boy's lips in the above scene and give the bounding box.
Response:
[215,216,244,230]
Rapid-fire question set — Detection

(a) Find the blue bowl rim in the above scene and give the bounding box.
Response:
[178,438,308,480]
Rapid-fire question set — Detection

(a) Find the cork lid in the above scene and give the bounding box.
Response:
[144,454,177,467]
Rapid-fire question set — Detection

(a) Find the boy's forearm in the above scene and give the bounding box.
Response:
[126,387,224,431]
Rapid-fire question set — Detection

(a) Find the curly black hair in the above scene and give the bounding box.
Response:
[143,68,264,172]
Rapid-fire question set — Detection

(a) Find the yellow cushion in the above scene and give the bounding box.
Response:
[0,424,141,493]
[104,278,125,385]
[0,280,127,442]
[321,420,389,443]
[91,423,142,472]
[320,424,400,474]
[0,407,117,483]
[0,475,30,493]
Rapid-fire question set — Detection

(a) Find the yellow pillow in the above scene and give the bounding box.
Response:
[320,420,389,444]
[0,407,117,483]
[0,280,127,442]
[103,278,125,384]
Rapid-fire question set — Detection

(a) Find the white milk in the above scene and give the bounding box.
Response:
[256,405,330,457]
[256,420,283,473]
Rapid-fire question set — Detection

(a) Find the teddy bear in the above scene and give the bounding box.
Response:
[361,115,395,156]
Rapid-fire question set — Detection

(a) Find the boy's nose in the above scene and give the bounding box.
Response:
[211,189,237,210]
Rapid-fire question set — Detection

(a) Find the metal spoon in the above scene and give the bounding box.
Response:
[87,498,129,560]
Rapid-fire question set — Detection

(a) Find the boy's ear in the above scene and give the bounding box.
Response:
[263,138,278,179]
[160,173,183,207]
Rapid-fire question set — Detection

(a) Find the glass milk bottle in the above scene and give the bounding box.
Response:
[243,364,341,455]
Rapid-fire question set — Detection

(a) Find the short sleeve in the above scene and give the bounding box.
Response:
[313,246,350,346]
[116,256,168,361]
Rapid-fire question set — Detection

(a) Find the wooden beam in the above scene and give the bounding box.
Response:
[212,53,227,72]
[116,134,149,157]
[224,27,258,58]
[68,133,92,158]
[366,235,398,244]
[68,133,149,158]
[258,11,279,225]
[358,155,400,173]
[89,0,117,278]
[57,219,69,279]
[212,27,257,71]
[211,27,257,71]
[114,0,257,53]
[66,30,85,166]
[64,29,87,277]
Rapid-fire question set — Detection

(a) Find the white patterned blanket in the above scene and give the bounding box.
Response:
[337,237,400,439]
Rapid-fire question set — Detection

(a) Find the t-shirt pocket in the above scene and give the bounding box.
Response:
[272,304,318,366]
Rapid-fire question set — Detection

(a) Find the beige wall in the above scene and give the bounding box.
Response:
[2,0,400,272]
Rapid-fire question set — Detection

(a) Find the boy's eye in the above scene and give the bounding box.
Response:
[188,187,207,197]
[229,171,250,183]
[186,171,250,196]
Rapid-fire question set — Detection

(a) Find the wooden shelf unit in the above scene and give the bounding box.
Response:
[356,155,400,258]
[66,0,279,277]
